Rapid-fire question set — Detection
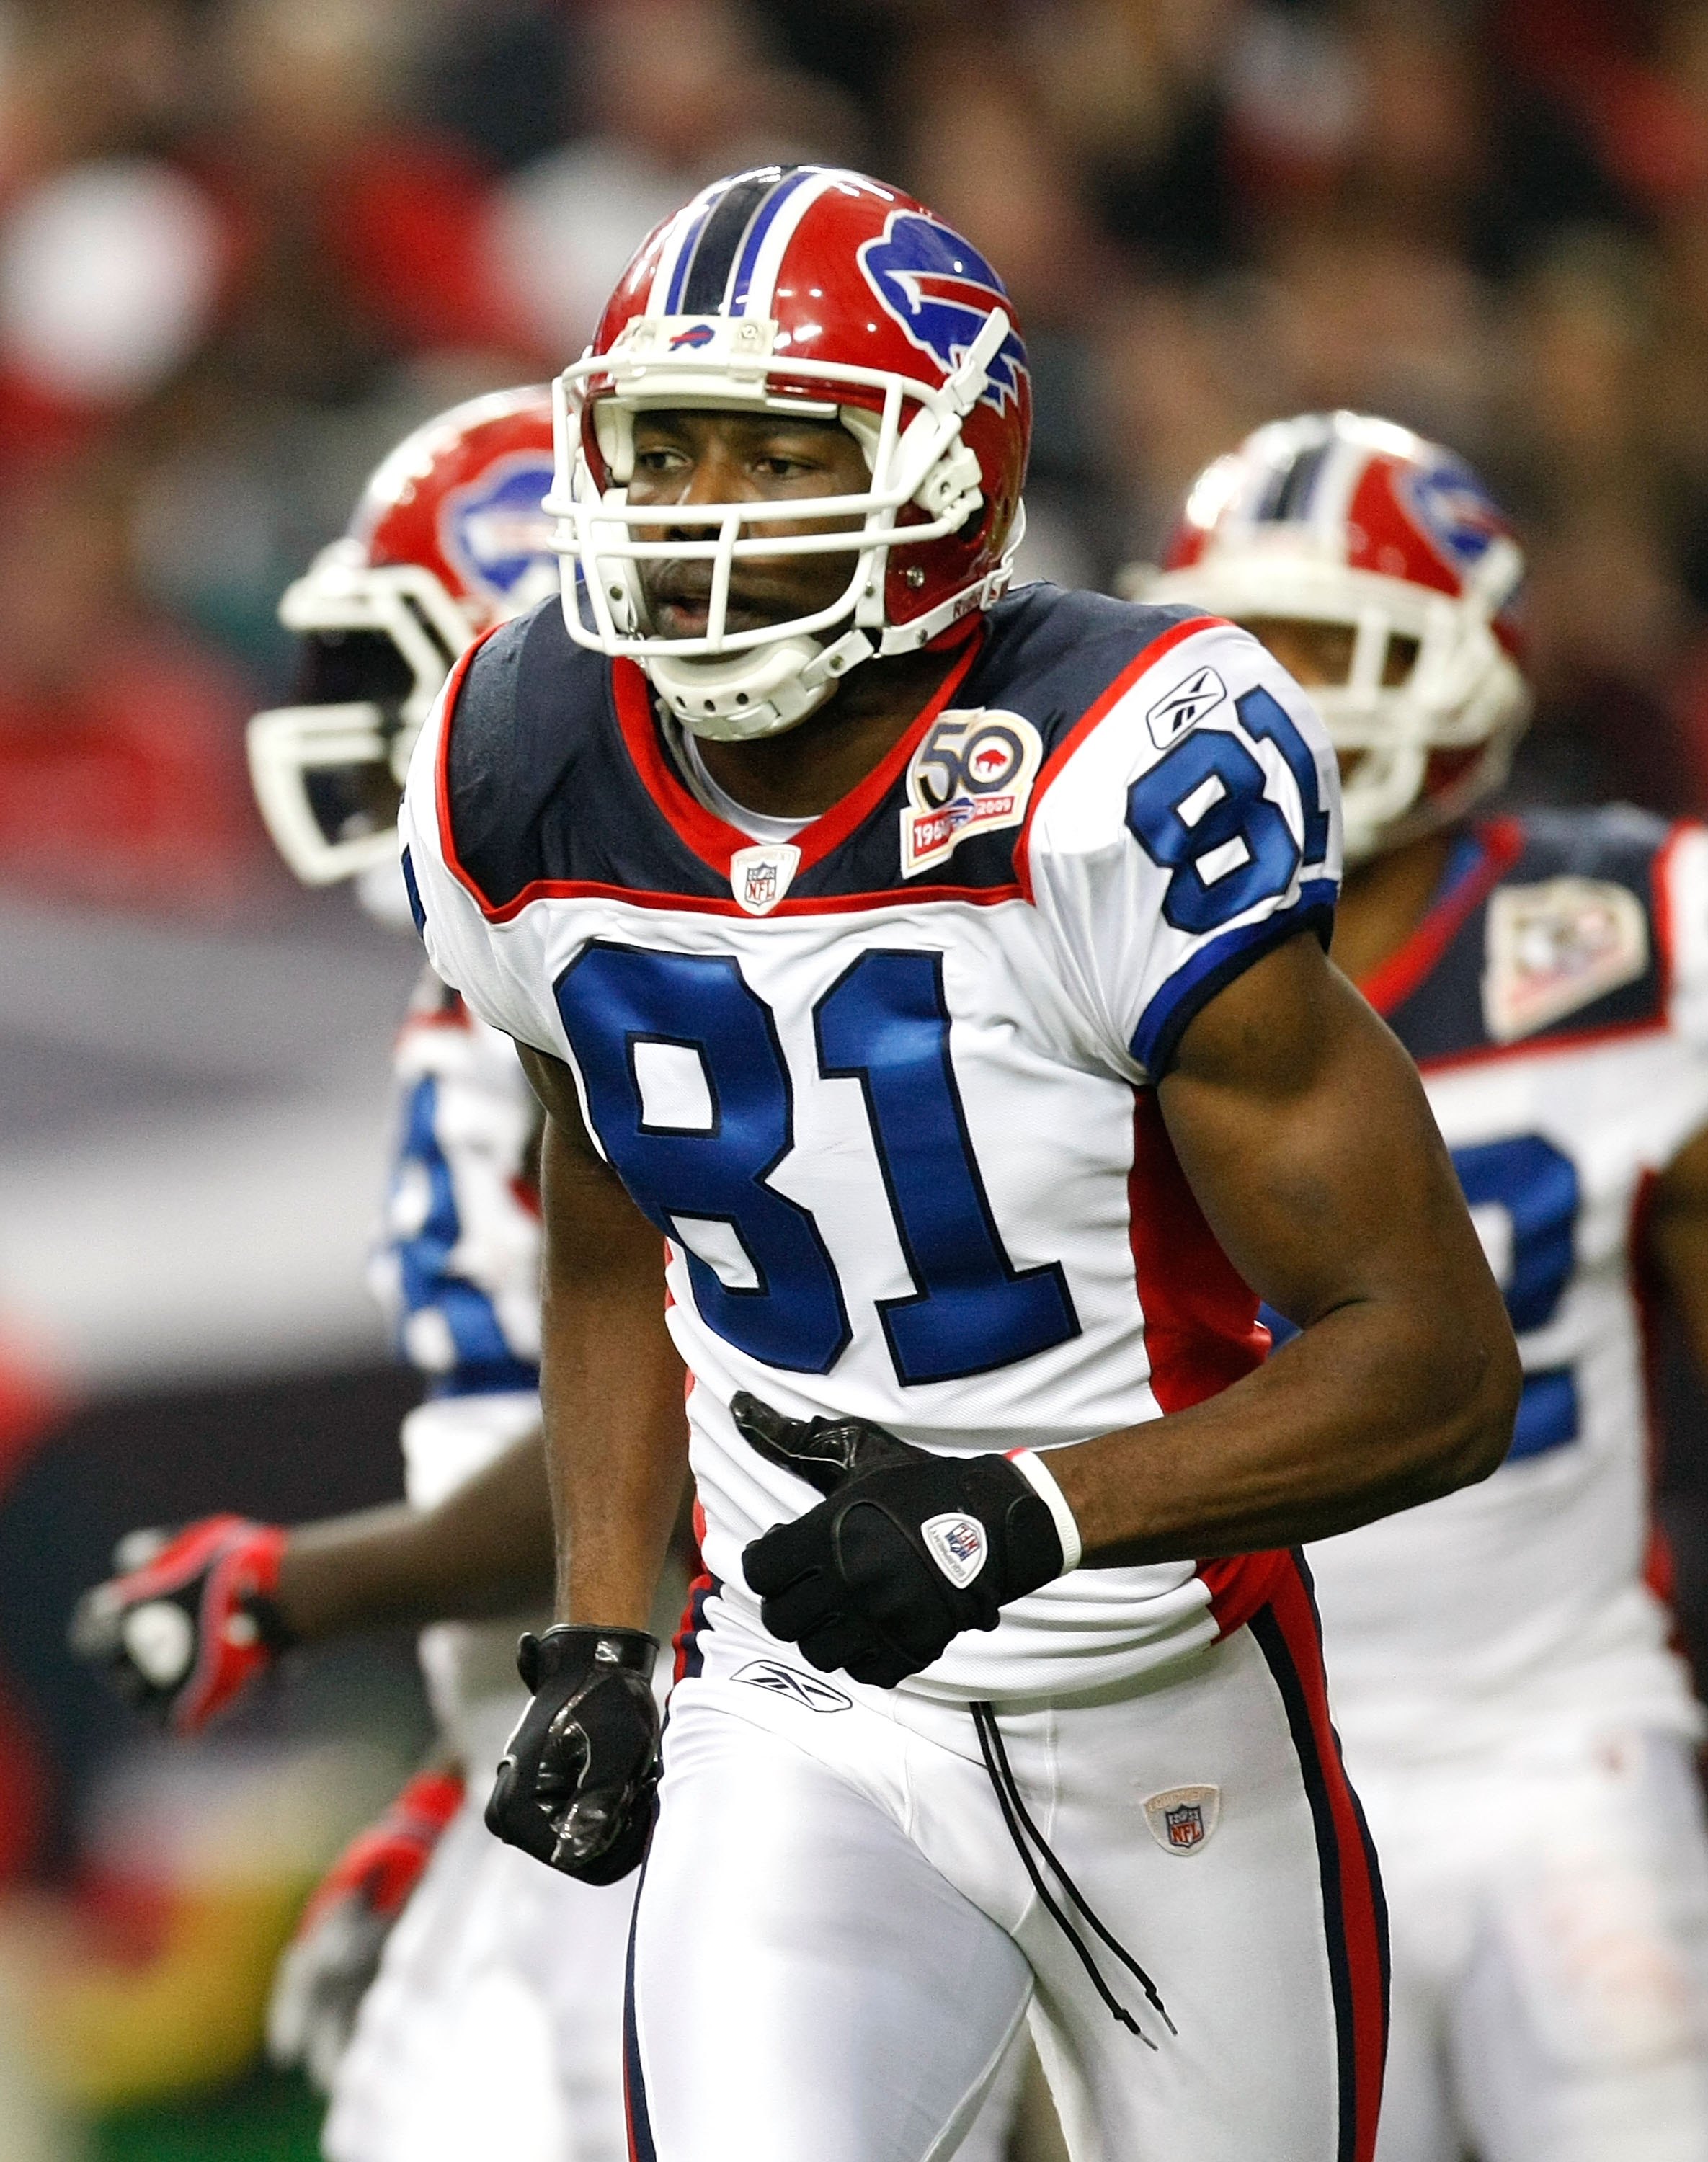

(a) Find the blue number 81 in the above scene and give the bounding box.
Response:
[1125,686,1327,935]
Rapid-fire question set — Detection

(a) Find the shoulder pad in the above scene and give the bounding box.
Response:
[444,602,605,912]
[975,586,1216,761]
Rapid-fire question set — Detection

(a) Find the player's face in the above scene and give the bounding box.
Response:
[1240,615,1416,796]
[1240,616,1416,690]
[626,409,870,641]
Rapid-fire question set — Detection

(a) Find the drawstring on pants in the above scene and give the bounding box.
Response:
[971,1701,1175,2050]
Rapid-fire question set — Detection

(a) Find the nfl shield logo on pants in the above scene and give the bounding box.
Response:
[1142,1784,1221,1855]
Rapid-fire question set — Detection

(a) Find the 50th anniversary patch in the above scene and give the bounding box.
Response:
[900,708,1043,878]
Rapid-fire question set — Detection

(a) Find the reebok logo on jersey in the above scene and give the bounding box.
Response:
[900,709,1041,878]
[1482,877,1648,1043]
[1141,1784,1221,1854]
[731,1659,852,1712]
[921,1513,988,1588]
[1146,666,1227,750]
[730,842,801,915]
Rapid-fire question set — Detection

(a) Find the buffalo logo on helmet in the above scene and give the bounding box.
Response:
[858,212,1028,413]
[439,453,557,607]
[1400,457,1509,574]
[669,322,716,350]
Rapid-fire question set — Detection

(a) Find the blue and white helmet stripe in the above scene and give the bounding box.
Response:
[648,166,854,322]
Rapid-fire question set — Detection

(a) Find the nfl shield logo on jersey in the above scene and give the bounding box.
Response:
[730,842,801,916]
[1142,1784,1221,1855]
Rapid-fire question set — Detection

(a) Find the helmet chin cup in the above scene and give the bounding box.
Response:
[648,628,875,742]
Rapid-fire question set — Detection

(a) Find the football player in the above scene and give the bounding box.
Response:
[79,383,1032,2162]
[399,164,1521,2160]
[1136,409,1708,2162]
[74,388,649,2162]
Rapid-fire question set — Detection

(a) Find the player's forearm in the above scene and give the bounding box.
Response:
[1052,942,1520,1566]
[536,1116,690,1632]
[1051,1289,1516,1566]
[275,1431,556,1640]
[541,1288,689,1630]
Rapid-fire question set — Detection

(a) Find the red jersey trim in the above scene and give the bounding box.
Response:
[1198,1549,1293,1640]
[1651,819,1692,1008]
[472,874,1026,927]
[1358,817,1523,1017]
[1013,613,1226,903]
[1126,1087,1271,1413]
[1627,1166,1679,1618]
[611,637,986,881]
[1413,1013,1668,1079]
[1126,1088,1283,1639]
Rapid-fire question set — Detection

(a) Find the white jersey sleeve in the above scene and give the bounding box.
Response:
[1019,618,1342,1082]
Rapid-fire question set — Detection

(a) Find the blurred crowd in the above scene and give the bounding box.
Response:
[0,0,1701,891]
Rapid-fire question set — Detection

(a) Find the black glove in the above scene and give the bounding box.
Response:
[736,1394,1074,1689]
[485,1625,660,1884]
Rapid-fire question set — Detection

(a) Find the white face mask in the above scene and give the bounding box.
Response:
[548,309,1019,741]
[1129,544,1531,864]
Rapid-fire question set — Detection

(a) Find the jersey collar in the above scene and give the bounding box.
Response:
[610,635,985,883]
[1358,817,1524,1017]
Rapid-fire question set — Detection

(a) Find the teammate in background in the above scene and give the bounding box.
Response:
[74,390,654,2162]
[1135,409,1708,2162]
[401,164,1520,2160]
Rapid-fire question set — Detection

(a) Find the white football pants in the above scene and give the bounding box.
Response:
[626,1562,1387,2161]
[1351,1725,1708,2162]
[318,1686,1025,2162]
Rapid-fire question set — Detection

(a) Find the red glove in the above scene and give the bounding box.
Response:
[268,1769,466,2089]
[69,1515,294,1734]
[296,1769,466,1936]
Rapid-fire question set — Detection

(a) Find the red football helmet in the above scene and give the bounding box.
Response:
[551,164,1031,740]
[1133,412,1531,863]
[248,386,558,886]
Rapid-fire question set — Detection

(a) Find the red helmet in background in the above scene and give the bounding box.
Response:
[1131,412,1531,863]
[248,386,557,887]
[551,165,1031,742]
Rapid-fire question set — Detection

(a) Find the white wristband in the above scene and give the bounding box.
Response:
[1005,1448,1083,1574]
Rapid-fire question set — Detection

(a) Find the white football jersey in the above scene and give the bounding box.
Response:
[1307,810,1708,1762]
[365,966,543,1508]
[400,584,1342,1704]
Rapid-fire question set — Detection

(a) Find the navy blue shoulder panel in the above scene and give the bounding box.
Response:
[445,586,1212,907]
[1384,806,1672,1066]
[445,601,729,909]
[791,585,1211,899]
